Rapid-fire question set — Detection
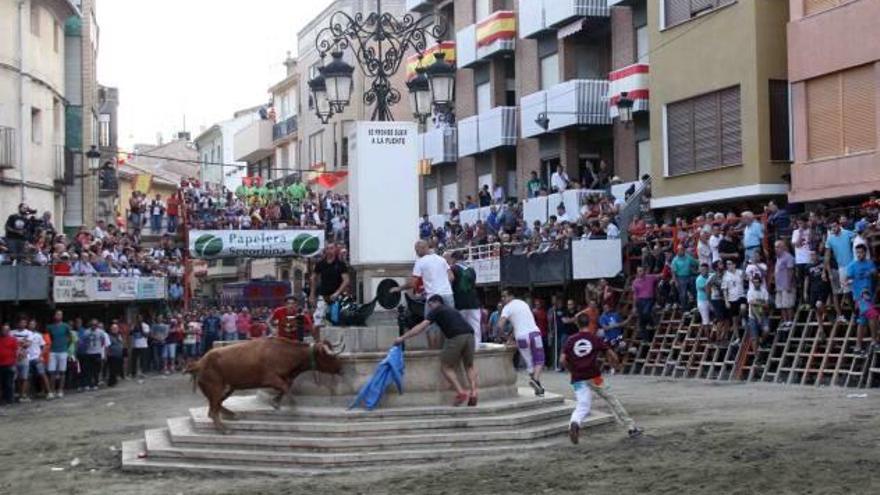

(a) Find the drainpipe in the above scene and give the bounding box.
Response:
[17,0,27,202]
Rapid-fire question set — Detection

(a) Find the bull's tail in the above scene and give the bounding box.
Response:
[184,360,203,394]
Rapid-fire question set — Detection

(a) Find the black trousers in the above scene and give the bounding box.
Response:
[83,354,102,388]
[107,356,123,387]
[130,348,147,376]
[0,366,14,404]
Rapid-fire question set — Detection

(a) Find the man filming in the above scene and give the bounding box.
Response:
[270,296,314,342]
[309,243,350,331]
[5,203,36,260]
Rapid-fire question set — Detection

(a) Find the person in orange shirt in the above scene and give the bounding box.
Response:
[576,301,601,335]
[269,297,314,342]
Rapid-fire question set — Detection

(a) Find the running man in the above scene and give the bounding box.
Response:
[496,289,546,396]
[561,314,643,444]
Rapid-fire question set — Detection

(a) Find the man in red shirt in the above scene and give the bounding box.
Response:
[269,297,313,342]
[166,193,180,234]
[248,317,268,339]
[0,323,20,405]
[561,314,642,444]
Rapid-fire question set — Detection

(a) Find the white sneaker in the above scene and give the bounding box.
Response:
[57,391,64,398]
[46,393,55,400]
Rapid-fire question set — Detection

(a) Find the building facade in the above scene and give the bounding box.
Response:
[647,0,790,210]
[194,105,261,191]
[787,0,880,203]
[97,84,119,225]
[0,0,80,224]
[269,54,300,184]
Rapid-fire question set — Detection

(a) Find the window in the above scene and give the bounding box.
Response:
[636,25,649,63]
[280,146,290,171]
[769,80,790,162]
[31,107,42,144]
[666,86,741,176]
[478,172,493,191]
[806,64,876,160]
[99,114,110,147]
[442,183,458,212]
[540,54,559,91]
[425,187,438,216]
[30,6,39,36]
[664,0,735,29]
[53,21,59,52]
[309,131,324,165]
[804,0,846,16]
[476,82,491,114]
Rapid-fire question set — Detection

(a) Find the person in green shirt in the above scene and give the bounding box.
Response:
[46,310,74,397]
[235,183,248,200]
[526,171,543,198]
[287,182,307,201]
[671,245,699,311]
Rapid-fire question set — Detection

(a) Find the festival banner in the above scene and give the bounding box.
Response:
[188,230,325,259]
[476,11,516,47]
[53,276,167,304]
[405,41,457,80]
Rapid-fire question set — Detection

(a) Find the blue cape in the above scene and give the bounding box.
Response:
[348,345,405,410]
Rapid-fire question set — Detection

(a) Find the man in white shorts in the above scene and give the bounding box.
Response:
[46,310,74,398]
[497,289,546,396]
[391,240,454,348]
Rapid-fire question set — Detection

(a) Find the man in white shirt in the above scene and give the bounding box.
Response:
[496,289,546,396]
[12,318,46,402]
[709,224,722,265]
[391,240,454,348]
[721,260,747,340]
[550,165,569,193]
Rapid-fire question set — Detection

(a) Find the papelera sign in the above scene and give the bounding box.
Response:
[188,230,325,259]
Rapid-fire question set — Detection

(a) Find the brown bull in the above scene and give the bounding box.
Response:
[185,337,344,433]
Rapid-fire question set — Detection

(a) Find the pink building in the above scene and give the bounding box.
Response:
[788,0,880,203]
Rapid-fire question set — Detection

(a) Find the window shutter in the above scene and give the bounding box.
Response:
[842,64,876,154]
[720,87,742,165]
[804,0,839,16]
[769,80,791,161]
[667,101,695,176]
[806,73,843,160]
[665,0,692,27]
[691,0,716,16]
[693,93,720,171]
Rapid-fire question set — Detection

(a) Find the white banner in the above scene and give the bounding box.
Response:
[188,230,325,259]
[53,276,167,304]
[473,258,501,285]
[571,238,623,280]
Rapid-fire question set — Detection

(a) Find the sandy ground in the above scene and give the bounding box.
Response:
[0,372,878,495]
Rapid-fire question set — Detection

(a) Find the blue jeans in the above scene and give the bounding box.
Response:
[150,215,162,233]
[636,298,655,340]
[202,332,218,354]
[167,215,178,233]
[675,275,695,310]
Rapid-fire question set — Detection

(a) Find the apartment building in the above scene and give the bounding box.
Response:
[410,0,648,216]
[97,84,118,224]
[195,106,261,191]
[647,0,790,210]
[269,54,301,183]
[787,0,880,203]
[0,0,80,224]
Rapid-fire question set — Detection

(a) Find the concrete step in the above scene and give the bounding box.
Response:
[189,402,576,436]
[141,418,610,467]
[206,390,565,422]
[166,412,612,452]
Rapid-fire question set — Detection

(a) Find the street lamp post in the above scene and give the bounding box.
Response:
[309,0,450,122]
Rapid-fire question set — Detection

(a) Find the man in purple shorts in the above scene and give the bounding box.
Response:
[497,289,545,396]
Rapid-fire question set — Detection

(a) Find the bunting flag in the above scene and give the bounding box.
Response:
[314,170,348,190]
[476,11,516,48]
[608,63,650,118]
[405,41,457,81]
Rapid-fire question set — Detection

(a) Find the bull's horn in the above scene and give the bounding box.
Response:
[330,342,346,356]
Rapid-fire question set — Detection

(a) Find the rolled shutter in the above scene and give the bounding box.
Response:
[665,0,692,27]
[667,100,695,176]
[804,0,839,16]
[769,80,791,161]
[693,93,720,170]
[806,73,843,160]
[691,0,716,16]
[842,64,876,154]
[720,87,742,165]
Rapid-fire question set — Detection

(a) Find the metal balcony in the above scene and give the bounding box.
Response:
[406,0,433,12]
[520,79,610,137]
[420,126,458,165]
[519,0,609,39]
[272,115,298,142]
[0,126,14,169]
[458,106,518,157]
[457,10,516,68]
[234,119,274,163]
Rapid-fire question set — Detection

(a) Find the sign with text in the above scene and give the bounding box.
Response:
[349,121,419,266]
[188,230,325,259]
[53,276,167,304]
[473,258,501,285]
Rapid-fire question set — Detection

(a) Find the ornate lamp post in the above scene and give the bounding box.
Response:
[309,0,449,122]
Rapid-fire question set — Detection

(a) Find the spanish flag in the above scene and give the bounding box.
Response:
[405,41,457,81]
[476,11,516,48]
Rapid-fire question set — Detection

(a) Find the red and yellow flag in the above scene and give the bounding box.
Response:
[476,11,516,48]
[405,41,457,81]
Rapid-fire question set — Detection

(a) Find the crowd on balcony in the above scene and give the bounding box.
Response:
[1,202,185,278]
[419,164,630,256]
[174,178,349,244]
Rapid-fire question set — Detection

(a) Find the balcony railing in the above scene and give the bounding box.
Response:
[519,0,610,38]
[457,106,518,157]
[272,115,298,141]
[0,126,14,169]
[0,266,51,302]
[234,119,274,162]
[420,126,458,165]
[608,63,649,119]
[54,144,65,184]
[457,10,516,68]
[521,79,611,137]
[406,0,433,12]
